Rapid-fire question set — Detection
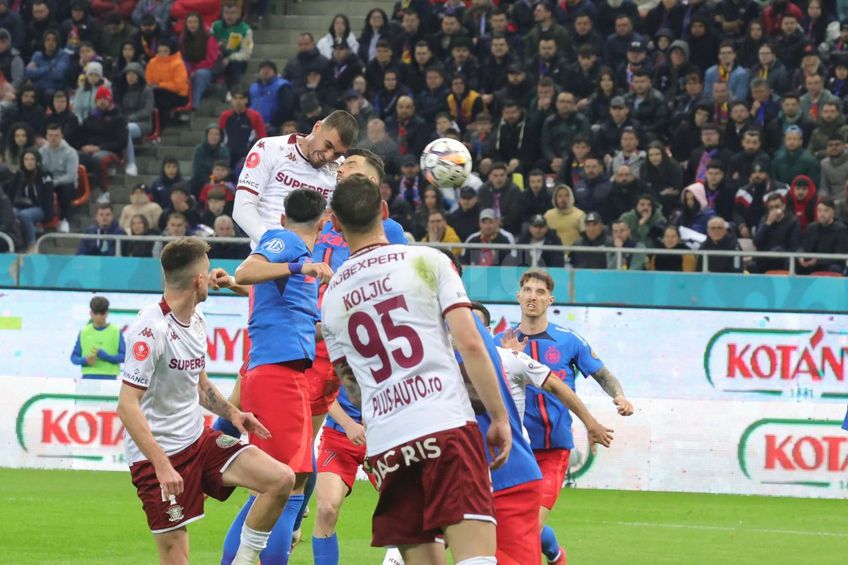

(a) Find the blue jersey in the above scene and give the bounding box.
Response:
[324,386,362,433]
[248,229,320,369]
[463,316,541,492]
[496,323,604,451]
[313,218,406,270]
[843,406,848,431]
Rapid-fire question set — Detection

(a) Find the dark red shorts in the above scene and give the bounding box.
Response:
[241,362,313,473]
[305,342,340,416]
[367,423,495,547]
[129,427,253,533]
[494,480,542,565]
[317,427,366,491]
[535,448,571,509]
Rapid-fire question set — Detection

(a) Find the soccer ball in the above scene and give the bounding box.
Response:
[420,138,473,188]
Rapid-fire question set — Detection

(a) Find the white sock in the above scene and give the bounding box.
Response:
[383,547,405,565]
[456,558,497,565]
[231,525,271,565]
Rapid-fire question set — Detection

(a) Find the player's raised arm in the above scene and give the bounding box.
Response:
[233,139,273,242]
[590,367,634,416]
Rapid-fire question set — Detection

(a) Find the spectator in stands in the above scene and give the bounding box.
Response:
[462,208,512,266]
[218,89,263,172]
[820,134,848,198]
[610,127,646,179]
[581,67,619,126]
[651,225,696,272]
[39,123,78,233]
[655,42,697,100]
[727,130,767,188]
[0,1,24,53]
[62,2,102,52]
[750,191,802,272]
[618,194,665,248]
[25,1,57,59]
[328,39,363,105]
[700,160,734,222]
[132,0,172,32]
[608,220,647,270]
[0,187,22,251]
[521,169,552,219]
[772,125,820,187]
[317,14,359,59]
[562,44,600,104]
[76,202,122,255]
[357,8,394,63]
[100,12,137,68]
[699,217,742,272]
[543,183,584,246]
[113,39,142,80]
[786,175,818,232]
[572,157,611,216]
[594,95,636,158]
[373,68,411,121]
[148,156,182,207]
[517,214,565,268]
[606,164,650,224]
[119,183,162,232]
[750,42,789,96]
[152,211,189,256]
[73,61,109,123]
[285,32,330,92]
[494,62,534,112]
[723,101,754,154]
[799,73,838,125]
[641,141,683,214]
[198,159,234,206]
[570,211,610,269]
[448,185,481,243]
[190,124,229,195]
[248,61,293,133]
[751,78,781,129]
[180,11,220,110]
[444,36,479,92]
[433,12,466,61]
[199,186,231,228]
[686,122,731,184]
[24,29,70,100]
[385,95,429,158]
[123,214,156,257]
[765,93,812,151]
[207,214,249,259]
[77,86,127,203]
[798,199,847,274]
[734,157,787,238]
[529,35,565,89]
[526,1,571,59]
[704,40,750,101]
[211,0,253,100]
[775,12,807,72]
[807,102,848,159]
[146,38,189,124]
[158,183,199,230]
[3,122,35,173]
[444,73,482,135]
[479,33,514,105]
[616,39,653,92]
[0,28,24,90]
[411,184,445,240]
[483,100,533,172]
[359,118,401,176]
[114,62,153,178]
[171,0,219,33]
[679,182,717,235]
[4,148,53,251]
[541,91,590,173]
[420,209,461,256]
[478,162,523,236]
[342,89,372,142]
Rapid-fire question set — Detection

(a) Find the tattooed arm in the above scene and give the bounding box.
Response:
[333,360,362,408]
[591,366,634,416]
[198,370,272,437]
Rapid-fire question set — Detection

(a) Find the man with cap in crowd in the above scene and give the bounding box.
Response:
[462,207,514,266]
[449,186,483,243]
[734,155,789,239]
[518,214,565,267]
[493,61,534,111]
[570,211,612,269]
[594,95,642,158]
[616,38,653,91]
[248,60,294,134]
[77,86,128,203]
[329,38,363,102]
[70,296,126,381]
[342,88,373,141]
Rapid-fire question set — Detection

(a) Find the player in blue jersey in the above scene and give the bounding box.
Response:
[495,268,634,565]
[218,188,333,565]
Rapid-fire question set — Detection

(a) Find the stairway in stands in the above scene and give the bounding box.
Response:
[42,0,392,255]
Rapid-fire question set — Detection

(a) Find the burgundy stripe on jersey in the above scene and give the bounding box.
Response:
[237,185,259,195]
[537,392,553,450]
[442,302,472,317]
[122,378,148,390]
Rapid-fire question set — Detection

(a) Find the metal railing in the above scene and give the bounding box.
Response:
[0,232,14,253]
[31,233,848,276]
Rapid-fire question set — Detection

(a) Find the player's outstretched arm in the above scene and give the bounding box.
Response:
[235,254,334,285]
[590,367,634,416]
[209,267,250,297]
[333,360,361,408]
[233,189,266,243]
[446,307,512,469]
[117,383,184,497]
[543,377,613,450]
[197,370,271,439]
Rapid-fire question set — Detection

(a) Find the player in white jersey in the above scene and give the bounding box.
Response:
[320,173,511,565]
[233,110,359,243]
[118,237,295,565]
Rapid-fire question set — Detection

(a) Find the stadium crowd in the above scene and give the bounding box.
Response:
[0,0,847,274]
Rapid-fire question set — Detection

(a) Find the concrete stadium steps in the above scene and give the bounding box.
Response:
[56,0,393,255]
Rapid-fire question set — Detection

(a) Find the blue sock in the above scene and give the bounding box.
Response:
[221,495,254,565]
[541,525,560,561]
[258,493,305,565]
[312,533,339,565]
[293,455,317,532]
[212,416,240,438]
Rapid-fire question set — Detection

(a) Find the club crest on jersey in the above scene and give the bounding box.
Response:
[262,238,285,253]
[544,346,561,364]
[216,434,239,448]
[133,341,150,361]
[165,504,184,523]
[245,152,261,168]
[287,152,296,162]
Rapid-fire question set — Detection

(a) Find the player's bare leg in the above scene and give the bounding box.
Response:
[154,527,189,565]
[443,519,497,563]
[313,472,348,537]
[221,448,295,563]
[398,543,447,565]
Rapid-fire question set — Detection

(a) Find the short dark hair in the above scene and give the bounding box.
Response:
[331,173,383,234]
[490,161,508,171]
[469,300,491,326]
[375,38,391,50]
[415,40,430,49]
[284,188,327,225]
[212,160,229,169]
[322,110,359,149]
[96,202,113,212]
[782,93,800,102]
[346,147,386,184]
[706,159,724,171]
[519,268,554,292]
[90,296,109,314]
[819,197,836,209]
[632,69,651,80]
[765,191,785,204]
[46,122,62,132]
[160,237,210,288]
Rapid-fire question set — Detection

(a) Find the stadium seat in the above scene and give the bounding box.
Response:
[172,81,194,117]
[765,270,791,276]
[145,109,161,144]
[810,271,843,277]
[72,165,91,207]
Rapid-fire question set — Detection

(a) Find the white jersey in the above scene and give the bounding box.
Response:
[120,299,207,464]
[321,244,476,456]
[498,347,551,422]
[235,134,341,242]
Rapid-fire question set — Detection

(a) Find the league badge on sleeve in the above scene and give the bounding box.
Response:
[263,238,285,253]
[133,341,150,361]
